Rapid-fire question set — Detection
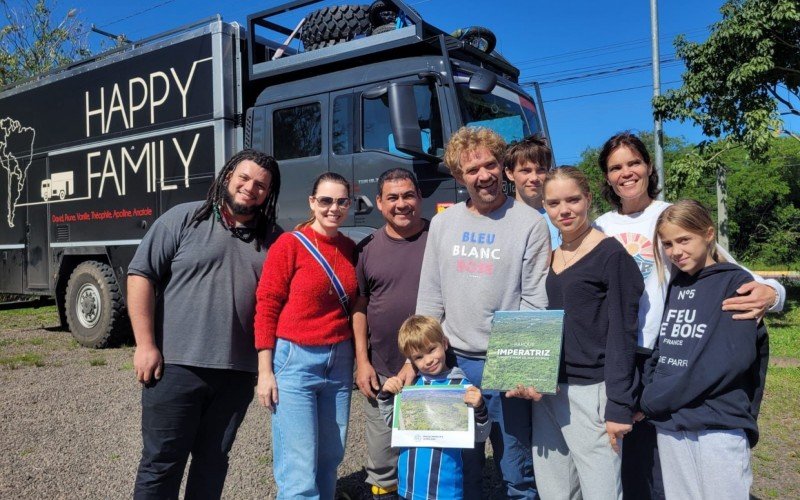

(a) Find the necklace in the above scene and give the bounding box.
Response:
[559,225,592,268]
[313,231,339,295]
[217,204,256,243]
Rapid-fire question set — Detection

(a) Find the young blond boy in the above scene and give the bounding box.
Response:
[378,315,490,500]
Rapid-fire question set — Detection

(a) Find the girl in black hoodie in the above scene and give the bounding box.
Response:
[640,200,769,500]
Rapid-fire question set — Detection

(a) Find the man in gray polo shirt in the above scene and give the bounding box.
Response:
[128,149,280,499]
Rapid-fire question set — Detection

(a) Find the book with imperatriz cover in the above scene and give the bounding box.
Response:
[481,310,564,394]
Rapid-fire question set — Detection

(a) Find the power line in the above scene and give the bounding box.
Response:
[522,57,680,87]
[542,80,682,103]
[98,0,179,29]
[525,53,676,82]
[511,27,707,67]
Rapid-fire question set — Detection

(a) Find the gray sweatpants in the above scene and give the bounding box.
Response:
[363,374,400,492]
[531,382,622,500]
[656,428,752,500]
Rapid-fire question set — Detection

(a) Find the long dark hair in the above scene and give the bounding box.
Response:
[189,149,281,250]
[597,132,660,211]
[295,172,351,230]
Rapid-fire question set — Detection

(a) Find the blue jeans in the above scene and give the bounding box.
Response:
[271,338,354,499]
[455,355,536,500]
[134,364,254,500]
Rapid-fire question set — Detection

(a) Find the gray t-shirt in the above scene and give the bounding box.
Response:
[128,201,268,372]
[356,222,429,377]
[416,196,550,356]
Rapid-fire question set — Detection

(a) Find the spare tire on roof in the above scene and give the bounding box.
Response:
[300,5,372,51]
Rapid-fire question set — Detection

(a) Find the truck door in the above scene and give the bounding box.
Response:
[265,94,329,231]
[352,78,451,230]
[25,157,49,290]
[328,89,360,232]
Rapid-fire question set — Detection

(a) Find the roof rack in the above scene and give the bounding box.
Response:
[246,0,519,83]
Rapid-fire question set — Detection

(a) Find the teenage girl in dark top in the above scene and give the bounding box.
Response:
[641,199,768,500]
[511,166,643,499]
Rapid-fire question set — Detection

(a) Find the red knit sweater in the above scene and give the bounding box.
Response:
[254,226,357,350]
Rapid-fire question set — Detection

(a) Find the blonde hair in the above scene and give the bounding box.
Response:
[444,127,507,181]
[542,166,592,202]
[654,199,724,283]
[398,315,446,357]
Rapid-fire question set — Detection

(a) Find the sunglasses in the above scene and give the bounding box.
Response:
[313,196,351,208]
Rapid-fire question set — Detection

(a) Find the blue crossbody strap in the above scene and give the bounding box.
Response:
[291,231,349,315]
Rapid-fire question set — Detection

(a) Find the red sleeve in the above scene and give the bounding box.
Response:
[254,233,297,350]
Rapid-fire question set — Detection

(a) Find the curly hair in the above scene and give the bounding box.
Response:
[444,127,507,181]
[189,149,281,251]
[597,131,660,211]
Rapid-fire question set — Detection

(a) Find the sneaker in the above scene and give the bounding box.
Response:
[371,485,399,500]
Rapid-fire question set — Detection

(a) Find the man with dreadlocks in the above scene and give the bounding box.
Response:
[128,149,280,499]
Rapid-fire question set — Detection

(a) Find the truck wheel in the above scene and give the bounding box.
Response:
[300,5,371,51]
[65,261,129,348]
[59,190,66,200]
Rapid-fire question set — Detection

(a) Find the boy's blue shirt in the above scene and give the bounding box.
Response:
[377,366,490,500]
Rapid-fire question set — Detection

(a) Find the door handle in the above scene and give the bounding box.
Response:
[354,195,374,215]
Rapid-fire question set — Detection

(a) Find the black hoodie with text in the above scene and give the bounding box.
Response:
[640,262,769,446]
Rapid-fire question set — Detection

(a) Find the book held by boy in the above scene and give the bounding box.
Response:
[481,310,565,394]
[390,385,475,448]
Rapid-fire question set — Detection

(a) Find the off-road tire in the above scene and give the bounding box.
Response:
[368,0,398,27]
[454,26,497,54]
[65,261,129,348]
[371,23,396,35]
[300,5,372,51]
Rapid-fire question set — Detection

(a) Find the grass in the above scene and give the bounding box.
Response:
[89,358,107,367]
[0,353,45,369]
[0,304,59,330]
[764,283,800,360]
[751,283,800,498]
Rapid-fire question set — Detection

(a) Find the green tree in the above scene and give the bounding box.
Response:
[0,0,89,87]
[653,0,800,161]
[719,138,800,265]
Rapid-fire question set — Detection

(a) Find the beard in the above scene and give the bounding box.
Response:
[223,188,260,216]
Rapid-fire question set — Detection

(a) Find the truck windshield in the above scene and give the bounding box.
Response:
[456,83,541,144]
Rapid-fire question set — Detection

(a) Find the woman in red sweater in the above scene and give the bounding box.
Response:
[254,172,357,499]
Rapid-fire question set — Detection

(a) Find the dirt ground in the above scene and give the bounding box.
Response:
[0,310,796,498]
[0,314,502,499]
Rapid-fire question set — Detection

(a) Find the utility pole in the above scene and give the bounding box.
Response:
[650,0,665,199]
[716,165,730,251]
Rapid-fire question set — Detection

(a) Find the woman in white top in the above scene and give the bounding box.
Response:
[593,131,785,500]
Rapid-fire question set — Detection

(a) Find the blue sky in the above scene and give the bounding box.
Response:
[49,0,771,163]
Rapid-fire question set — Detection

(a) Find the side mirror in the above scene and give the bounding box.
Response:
[387,83,439,162]
[469,68,497,94]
